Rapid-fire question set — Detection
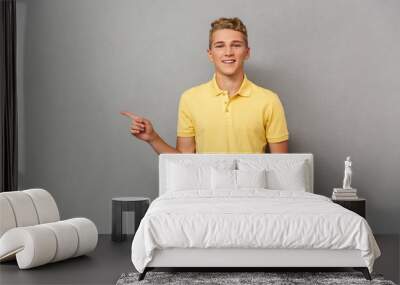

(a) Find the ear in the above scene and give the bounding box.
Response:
[207,48,214,63]
[244,47,251,61]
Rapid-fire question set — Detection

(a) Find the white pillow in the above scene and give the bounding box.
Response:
[167,160,235,191]
[237,159,308,191]
[211,168,236,190]
[211,168,267,190]
[267,163,306,191]
[237,169,267,188]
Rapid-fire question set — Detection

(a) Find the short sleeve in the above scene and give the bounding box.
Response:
[265,94,289,143]
[177,94,195,137]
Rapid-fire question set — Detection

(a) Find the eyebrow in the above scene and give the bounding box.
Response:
[213,40,244,46]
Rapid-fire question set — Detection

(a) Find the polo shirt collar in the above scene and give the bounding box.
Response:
[211,74,252,97]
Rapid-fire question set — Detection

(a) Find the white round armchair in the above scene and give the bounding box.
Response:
[0,189,98,269]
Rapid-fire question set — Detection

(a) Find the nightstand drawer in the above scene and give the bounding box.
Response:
[332,198,366,218]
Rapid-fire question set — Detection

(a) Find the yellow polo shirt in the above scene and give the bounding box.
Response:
[177,74,289,153]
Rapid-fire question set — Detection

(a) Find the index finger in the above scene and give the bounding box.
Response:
[120,111,140,120]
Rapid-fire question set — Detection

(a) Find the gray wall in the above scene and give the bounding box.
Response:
[16,0,400,234]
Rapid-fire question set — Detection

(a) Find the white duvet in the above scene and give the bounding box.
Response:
[131,189,380,273]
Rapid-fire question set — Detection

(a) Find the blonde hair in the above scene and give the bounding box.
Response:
[209,17,248,49]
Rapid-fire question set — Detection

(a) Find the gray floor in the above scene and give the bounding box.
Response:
[0,234,398,285]
[0,235,133,285]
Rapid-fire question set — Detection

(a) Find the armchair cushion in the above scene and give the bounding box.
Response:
[0,189,97,269]
[0,218,97,269]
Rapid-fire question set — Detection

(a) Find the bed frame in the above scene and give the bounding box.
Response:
[139,154,371,280]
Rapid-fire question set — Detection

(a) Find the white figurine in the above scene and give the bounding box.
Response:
[342,156,352,189]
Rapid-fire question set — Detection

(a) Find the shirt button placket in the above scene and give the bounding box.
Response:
[224,94,235,152]
[224,92,230,112]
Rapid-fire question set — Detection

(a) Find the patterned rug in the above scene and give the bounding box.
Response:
[116,271,397,285]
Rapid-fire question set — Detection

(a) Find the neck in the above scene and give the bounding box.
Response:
[215,71,245,96]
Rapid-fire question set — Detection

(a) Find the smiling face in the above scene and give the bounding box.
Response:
[207,29,250,77]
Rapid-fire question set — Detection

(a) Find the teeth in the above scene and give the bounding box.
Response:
[222,60,235,63]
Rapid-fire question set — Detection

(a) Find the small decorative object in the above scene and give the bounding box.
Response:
[342,156,352,189]
[332,156,358,200]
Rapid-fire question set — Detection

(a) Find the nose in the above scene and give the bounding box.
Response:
[224,46,233,56]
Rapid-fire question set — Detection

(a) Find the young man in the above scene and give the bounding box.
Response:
[121,17,289,154]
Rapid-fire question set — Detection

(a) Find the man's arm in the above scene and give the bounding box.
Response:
[176,136,196,153]
[147,135,195,154]
[121,111,196,154]
[263,91,290,154]
[268,140,288,153]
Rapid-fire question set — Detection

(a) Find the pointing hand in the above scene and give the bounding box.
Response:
[120,111,158,142]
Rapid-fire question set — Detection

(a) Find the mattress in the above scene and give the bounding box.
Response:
[131,189,381,273]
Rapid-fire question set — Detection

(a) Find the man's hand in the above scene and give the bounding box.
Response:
[120,111,158,142]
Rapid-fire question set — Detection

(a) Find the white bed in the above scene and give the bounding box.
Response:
[131,154,380,280]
